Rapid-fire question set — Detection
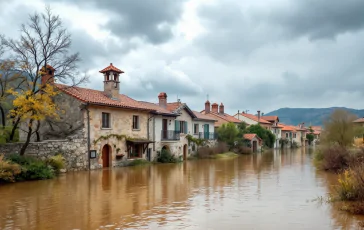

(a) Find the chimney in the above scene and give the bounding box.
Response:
[100,63,123,100]
[257,110,261,124]
[219,103,224,114]
[238,110,240,119]
[211,103,218,113]
[158,92,167,108]
[41,65,55,86]
[205,100,210,113]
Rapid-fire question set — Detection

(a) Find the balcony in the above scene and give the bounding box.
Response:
[161,130,180,141]
[197,132,217,140]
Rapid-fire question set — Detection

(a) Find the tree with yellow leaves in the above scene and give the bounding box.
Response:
[7,84,60,155]
[1,6,87,148]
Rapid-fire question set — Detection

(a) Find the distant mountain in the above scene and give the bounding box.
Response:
[264,107,364,126]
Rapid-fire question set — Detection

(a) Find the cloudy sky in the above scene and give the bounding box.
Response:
[1,0,364,114]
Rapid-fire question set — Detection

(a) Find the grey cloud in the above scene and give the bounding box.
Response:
[45,0,186,44]
[269,0,364,40]
[195,0,364,60]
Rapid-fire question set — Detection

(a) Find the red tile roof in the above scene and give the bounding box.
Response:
[166,102,182,112]
[280,124,297,132]
[201,110,241,127]
[138,101,176,115]
[354,118,364,123]
[99,63,124,73]
[237,113,272,125]
[261,116,279,122]
[193,111,217,121]
[311,126,322,131]
[55,84,152,111]
[243,133,261,141]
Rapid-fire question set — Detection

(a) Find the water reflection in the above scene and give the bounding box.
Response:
[0,148,363,229]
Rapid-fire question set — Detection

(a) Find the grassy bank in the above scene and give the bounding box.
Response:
[314,146,364,214]
[0,154,65,183]
[214,152,238,159]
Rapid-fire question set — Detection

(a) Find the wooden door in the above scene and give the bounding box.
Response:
[204,124,209,139]
[183,144,187,160]
[102,145,110,167]
[162,119,168,139]
[252,141,257,152]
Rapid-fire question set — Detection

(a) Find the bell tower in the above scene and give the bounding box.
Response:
[99,63,124,100]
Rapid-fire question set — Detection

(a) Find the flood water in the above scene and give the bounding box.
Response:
[1,148,364,229]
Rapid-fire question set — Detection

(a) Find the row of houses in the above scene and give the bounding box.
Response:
[23,63,321,169]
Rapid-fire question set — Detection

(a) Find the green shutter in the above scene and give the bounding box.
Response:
[184,121,188,134]
[175,120,180,132]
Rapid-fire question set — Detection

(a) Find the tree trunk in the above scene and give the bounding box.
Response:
[20,119,33,156]
[10,117,20,141]
[35,121,41,142]
[0,106,5,128]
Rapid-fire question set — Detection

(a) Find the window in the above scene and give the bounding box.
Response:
[102,113,110,128]
[293,133,297,138]
[175,120,187,134]
[180,121,186,133]
[133,115,139,129]
[285,133,288,138]
[194,124,199,134]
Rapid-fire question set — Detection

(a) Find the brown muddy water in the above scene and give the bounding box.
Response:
[1,148,364,230]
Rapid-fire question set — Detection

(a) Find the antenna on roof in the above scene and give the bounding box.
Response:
[207,94,209,101]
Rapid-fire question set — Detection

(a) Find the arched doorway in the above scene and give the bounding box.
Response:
[161,145,170,152]
[252,141,257,152]
[102,144,111,168]
[183,144,187,160]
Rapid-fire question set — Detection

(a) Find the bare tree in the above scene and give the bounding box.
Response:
[1,6,88,154]
[322,109,358,147]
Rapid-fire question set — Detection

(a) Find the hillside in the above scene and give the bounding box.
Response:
[264,107,364,126]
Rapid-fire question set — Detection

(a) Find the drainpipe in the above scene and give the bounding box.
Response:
[86,103,91,170]
[147,114,157,154]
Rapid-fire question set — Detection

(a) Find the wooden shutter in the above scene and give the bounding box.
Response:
[184,121,188,134]
[175,120,180,132]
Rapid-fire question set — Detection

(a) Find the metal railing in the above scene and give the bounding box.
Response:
[197,132,217,140]
[161,130,180,141]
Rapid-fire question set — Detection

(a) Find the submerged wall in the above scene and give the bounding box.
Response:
[0,139,100,171]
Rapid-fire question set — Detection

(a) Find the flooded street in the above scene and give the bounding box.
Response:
[1,148,363,229]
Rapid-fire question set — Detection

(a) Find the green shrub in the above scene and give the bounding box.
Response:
[128,159,150,166]
[314,145,350,172]
[0,126,19,143]
[47,155,65,172]
[7,155,55,180]
[157,149,179,163]
[21,161,54,180]
[0,155,21,182]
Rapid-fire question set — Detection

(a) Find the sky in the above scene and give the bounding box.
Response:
[1,0,364,115]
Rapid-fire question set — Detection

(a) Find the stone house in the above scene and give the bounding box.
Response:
[139,92,217,161]
[24,63,160,169]
[280,124,303,148]
[243,133,262,152]
[233,111,273,130]
[201,101,241,130]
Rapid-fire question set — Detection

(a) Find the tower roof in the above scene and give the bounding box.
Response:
[99,63,124,74]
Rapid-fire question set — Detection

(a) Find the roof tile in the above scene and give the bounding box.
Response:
[55,84,152,111]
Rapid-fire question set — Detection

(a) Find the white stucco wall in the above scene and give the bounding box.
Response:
[233,114,258,125]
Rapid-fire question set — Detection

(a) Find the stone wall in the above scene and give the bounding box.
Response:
[0,139,100,171]
[19,93,86,142]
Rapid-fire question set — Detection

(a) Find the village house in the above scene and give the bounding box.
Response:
[201,101,241,130]
[243,133,263,152]
[233,111,273,130]
[353,117,364,127]
[139,93,216,161]
[21,63,162,169]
